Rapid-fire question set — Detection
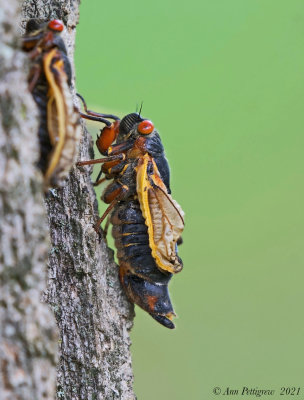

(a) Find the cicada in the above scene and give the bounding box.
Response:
[22,19,81,189]
[77,95,184,329]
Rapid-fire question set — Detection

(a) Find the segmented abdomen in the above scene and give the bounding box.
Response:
[111,199,176,329]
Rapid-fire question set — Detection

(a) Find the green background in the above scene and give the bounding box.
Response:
[75,1,304,398]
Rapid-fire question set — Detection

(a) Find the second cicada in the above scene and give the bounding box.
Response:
[22,19,81,189]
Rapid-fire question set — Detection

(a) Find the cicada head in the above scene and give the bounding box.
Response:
[22,19,65,52]
[118,113,143,142]
[117,112,157,143]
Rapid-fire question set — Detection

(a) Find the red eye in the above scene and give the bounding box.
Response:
[138,120,154,135]
[48,20,64,32]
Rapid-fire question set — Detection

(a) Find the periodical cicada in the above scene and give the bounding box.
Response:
[22,19,81,189]
[77,95,184,329]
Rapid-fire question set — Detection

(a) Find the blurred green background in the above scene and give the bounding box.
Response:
[75,0,304,398]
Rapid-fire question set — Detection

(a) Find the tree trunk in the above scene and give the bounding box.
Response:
[0,0,135,399]
[0,0,58,399]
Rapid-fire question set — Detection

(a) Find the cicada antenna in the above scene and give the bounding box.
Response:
[138,101,144,117]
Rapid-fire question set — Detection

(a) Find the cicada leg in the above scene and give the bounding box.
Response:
[77,93,120,121]
[77,154,127,189]
[28,63,41,92]
[76,153,125,167]
[103,217,111,239]
[94,184,129,232]
[94,177,107,186]
[93,169,107,187]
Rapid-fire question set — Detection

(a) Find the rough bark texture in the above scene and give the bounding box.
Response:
[0,1,58,399]
[0,0,135,399]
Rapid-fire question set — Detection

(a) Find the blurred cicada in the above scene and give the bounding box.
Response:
[22,19,81,189]
[77,95,184,329]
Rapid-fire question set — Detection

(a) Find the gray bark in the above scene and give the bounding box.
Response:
[0,1,58,399]
[1,0,135,399]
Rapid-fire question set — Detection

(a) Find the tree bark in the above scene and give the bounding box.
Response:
[0,1,58,399]
[1,0,135,399]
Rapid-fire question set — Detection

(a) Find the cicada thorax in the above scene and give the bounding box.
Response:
[22,19,81,189]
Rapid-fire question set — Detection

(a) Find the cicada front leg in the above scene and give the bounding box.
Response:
[77,93,120,122]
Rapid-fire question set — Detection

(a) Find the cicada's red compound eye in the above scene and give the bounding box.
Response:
[48,20,64,32]
[138,120,154,135]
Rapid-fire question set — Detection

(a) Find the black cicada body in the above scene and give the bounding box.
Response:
[77,97,184,329]
[22,19,81,189]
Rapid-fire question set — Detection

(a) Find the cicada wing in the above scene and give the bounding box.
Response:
[43,48,66,183]
[43,48,81,187]
[137,154,185,274]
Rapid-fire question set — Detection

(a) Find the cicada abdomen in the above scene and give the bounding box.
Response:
[111,200,176,329]
[22,19,81,189]
[77,98,185,329]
